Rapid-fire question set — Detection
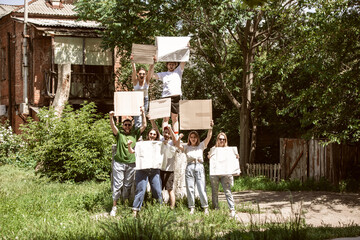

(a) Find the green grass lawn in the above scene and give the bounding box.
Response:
[1,164,359,240]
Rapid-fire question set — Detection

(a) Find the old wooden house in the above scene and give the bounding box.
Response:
[0,0,116,132]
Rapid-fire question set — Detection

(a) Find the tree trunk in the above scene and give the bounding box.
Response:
[52,64,71,117]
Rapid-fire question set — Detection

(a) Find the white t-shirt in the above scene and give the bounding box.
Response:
[156,65,183,97]
[133,81,149,98]
[183,141,205,163]
[161,140,177,172]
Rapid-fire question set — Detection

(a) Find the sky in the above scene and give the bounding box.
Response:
[0,0,31,5]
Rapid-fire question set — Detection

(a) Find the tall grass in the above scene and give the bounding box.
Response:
[1,165,359,239]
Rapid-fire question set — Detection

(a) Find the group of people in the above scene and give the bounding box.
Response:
[109,54,237,217]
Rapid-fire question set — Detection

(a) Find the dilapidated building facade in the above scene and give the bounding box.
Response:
[0,0,116,132]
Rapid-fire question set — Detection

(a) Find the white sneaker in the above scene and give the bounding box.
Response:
[230,210,236,218]
[110,206,117,217]
[189,208,195,215]
[204,208,209,215]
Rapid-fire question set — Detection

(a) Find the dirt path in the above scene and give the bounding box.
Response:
[221,190,360,227]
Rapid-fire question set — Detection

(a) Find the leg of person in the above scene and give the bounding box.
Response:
[110,160,126,216]
[220,175,236,214]
[210,175,220,210]
[194,163,209,211]
[171,113,179,134]
[170,95,180,134]
[162,171,176,208]
[148,169,163,204]
[132,170,149,213]
[185,163,196,213]
[122,163,136,203]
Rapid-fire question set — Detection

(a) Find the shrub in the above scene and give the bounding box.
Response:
[20,102,115,182]
[0,121,35,168]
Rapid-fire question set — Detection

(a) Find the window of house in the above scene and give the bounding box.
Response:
[1,48,6,80]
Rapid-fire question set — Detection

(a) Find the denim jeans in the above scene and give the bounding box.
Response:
[134,96,149,129]
[132,168,162,211]
[185,163,208,209]
[111,160,136,202]
[210,175,235,211]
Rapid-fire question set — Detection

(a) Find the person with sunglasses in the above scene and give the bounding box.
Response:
[128,128,174,217]
[109,107,146,217]
[130,54,154,128]
[177,120,214,215]
[208,132,237,217]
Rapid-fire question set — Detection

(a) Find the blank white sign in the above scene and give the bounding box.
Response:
[148,98,171,120]
[209,147,241,176]
[114,91,144,116]
[156,36,190,62]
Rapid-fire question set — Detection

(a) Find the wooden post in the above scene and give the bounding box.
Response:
[52,64,71,117]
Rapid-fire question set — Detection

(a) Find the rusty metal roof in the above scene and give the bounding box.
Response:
[15,0,77,17]
[0,5,17,18]
[13,17,102,28]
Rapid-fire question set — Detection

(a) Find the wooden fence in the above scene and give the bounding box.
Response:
[246,163,282,182]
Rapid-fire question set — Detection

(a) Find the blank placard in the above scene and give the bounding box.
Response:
[148,98,171,120]
[156,36,190,62]
[114,91,144,116]
[179,99,212,130]
[132,44,157,64]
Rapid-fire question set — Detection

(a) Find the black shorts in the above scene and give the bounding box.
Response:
[160,170,174,190]
[166,95,180,114]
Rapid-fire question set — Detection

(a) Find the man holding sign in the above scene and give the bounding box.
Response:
[109,107,146,217]
[150,38,190,135]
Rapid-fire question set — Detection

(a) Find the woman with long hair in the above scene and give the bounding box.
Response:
[208,132,237,217]
[177,120,213,214]
[128,128,162,217]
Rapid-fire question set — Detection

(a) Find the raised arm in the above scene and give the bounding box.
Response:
[176,133,185,151]
[180,62,186,71]
[130,54,138,86]
[109,111,118,136]
[146,55,156,84]
[150,118,161,137]
[203,120,214,148]
[167,125,178,146]
[139,106,147,134]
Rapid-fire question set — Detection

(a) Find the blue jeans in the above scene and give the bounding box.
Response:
[132,168,162,211]
[134,96,149,129]
[210,175,235,210]
[185,163,208,209]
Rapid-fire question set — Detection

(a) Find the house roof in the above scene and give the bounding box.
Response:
[15,0,77,17]
[13,17,102,29]
[0,4,17,18]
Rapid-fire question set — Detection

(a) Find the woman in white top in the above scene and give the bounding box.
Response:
[177,120,213,215]
[208,132,237,217]
[131,55,154,128]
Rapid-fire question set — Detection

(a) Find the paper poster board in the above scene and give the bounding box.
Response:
[148,98,171,120]
[156,36,190,62]
[131,44,157,64]
[135,141,175,170]
[114,91,143,116]
[209,147,241,176]
[179,99,212,130]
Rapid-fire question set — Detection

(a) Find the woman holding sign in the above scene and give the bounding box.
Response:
[128,129,164,217]
[131,54,154,128]
[208,132,238,218]
[177,120,213,215]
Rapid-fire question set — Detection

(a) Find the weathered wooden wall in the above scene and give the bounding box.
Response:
[280,138,360,184]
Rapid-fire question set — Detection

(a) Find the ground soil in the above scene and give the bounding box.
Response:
[222,190,360,227]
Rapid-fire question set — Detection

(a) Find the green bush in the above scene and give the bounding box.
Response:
[0,121,35,168]
[20,102,115,182]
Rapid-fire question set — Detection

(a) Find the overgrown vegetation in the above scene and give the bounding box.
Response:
[1,165,360,240]
[0,102,114,182]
